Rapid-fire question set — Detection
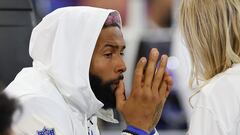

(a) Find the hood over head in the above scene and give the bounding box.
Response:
[29,6,122,118]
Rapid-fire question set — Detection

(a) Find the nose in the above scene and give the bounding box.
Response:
[114,56,127,74]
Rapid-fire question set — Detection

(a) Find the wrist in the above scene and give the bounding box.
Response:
[122,125,156,135]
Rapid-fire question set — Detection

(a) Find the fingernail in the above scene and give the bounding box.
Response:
[151,48,159,56]
[141,57,147,63]
[161,55,168,61]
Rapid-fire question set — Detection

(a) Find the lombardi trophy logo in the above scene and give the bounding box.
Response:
[37,127,55,135]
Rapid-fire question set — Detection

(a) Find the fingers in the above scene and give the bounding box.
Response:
[132,57,147,92]
[144,48,159,89]
[156,69,172,100]
[158,80,168,100]
[115,80,126,112]
[164,73,173,98]
[166,75,173,93]
[152,55,168,95]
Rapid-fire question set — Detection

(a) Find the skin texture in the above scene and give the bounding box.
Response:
[116,52,172,133]
[90,26,173,133]
[90,26,126,90]
[90,26,125,109]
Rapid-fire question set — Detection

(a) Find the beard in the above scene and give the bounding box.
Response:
[89,73,124,109]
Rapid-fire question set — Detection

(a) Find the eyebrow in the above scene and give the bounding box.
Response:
[104,44,126,50]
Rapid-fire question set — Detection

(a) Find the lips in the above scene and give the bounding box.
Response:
[110,75,123,91]
[111,81,120,91]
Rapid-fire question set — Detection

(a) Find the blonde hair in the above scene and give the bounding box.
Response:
[179,0,240,89]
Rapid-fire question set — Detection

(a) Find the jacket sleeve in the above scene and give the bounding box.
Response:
[12,95,74,135]
[121,128,159,135]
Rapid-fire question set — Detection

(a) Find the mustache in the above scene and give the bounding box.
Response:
[117,75,124,81]
[107,75,124,85]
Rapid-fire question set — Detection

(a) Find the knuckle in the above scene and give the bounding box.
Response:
[160,61,166,68]
[154,76,161,82]
[134,72,142,79]
[144,83,151,88]
[149,56,155,62]
[149,53,158,61]
[152,94,159,101]
[132,90,142,98]
[136,62,145,70]
[142,92,152,101]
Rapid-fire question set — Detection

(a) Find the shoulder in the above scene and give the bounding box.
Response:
[13,95,74,135]
[195,71,240,110]
[5,68,57,96]
[199,69,240,103]
[191,70,240,133]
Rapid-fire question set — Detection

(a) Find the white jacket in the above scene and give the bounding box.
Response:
[188,64,240,135]
[5,6,123,135]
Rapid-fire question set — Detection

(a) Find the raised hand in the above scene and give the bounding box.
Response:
[116,48,173,133]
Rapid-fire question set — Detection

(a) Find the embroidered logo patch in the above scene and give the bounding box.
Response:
[88,127,93,135]
[37,127,55,135]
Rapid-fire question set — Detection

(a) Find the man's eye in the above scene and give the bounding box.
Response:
[120,52,125,56]
[104,53,112,58]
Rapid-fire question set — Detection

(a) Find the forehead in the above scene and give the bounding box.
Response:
[95,26,125,50]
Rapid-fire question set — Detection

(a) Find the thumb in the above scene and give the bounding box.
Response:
[115,80,126,111]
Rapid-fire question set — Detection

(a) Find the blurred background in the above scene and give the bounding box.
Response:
[0,0,194,134]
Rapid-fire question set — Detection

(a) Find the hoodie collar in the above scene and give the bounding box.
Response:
[95,108,119,123]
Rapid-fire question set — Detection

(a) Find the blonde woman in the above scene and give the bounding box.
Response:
[179,0,240,134]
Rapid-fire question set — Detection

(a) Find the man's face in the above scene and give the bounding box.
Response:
[90,26,126,109]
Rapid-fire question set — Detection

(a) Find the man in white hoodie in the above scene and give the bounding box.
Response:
[5,7,172,135]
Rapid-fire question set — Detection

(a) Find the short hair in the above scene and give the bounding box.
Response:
[0,93,18,135]
[179,0,240,88]
[103,11,121,29]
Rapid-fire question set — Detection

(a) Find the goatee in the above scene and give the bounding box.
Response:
[89,74,124,109]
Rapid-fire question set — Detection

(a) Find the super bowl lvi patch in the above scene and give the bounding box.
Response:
[37,127,55,135]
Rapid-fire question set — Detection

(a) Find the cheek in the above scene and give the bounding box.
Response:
[92,59,114,79]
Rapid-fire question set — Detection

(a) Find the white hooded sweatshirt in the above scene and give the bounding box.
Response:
[5,6,123,135]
